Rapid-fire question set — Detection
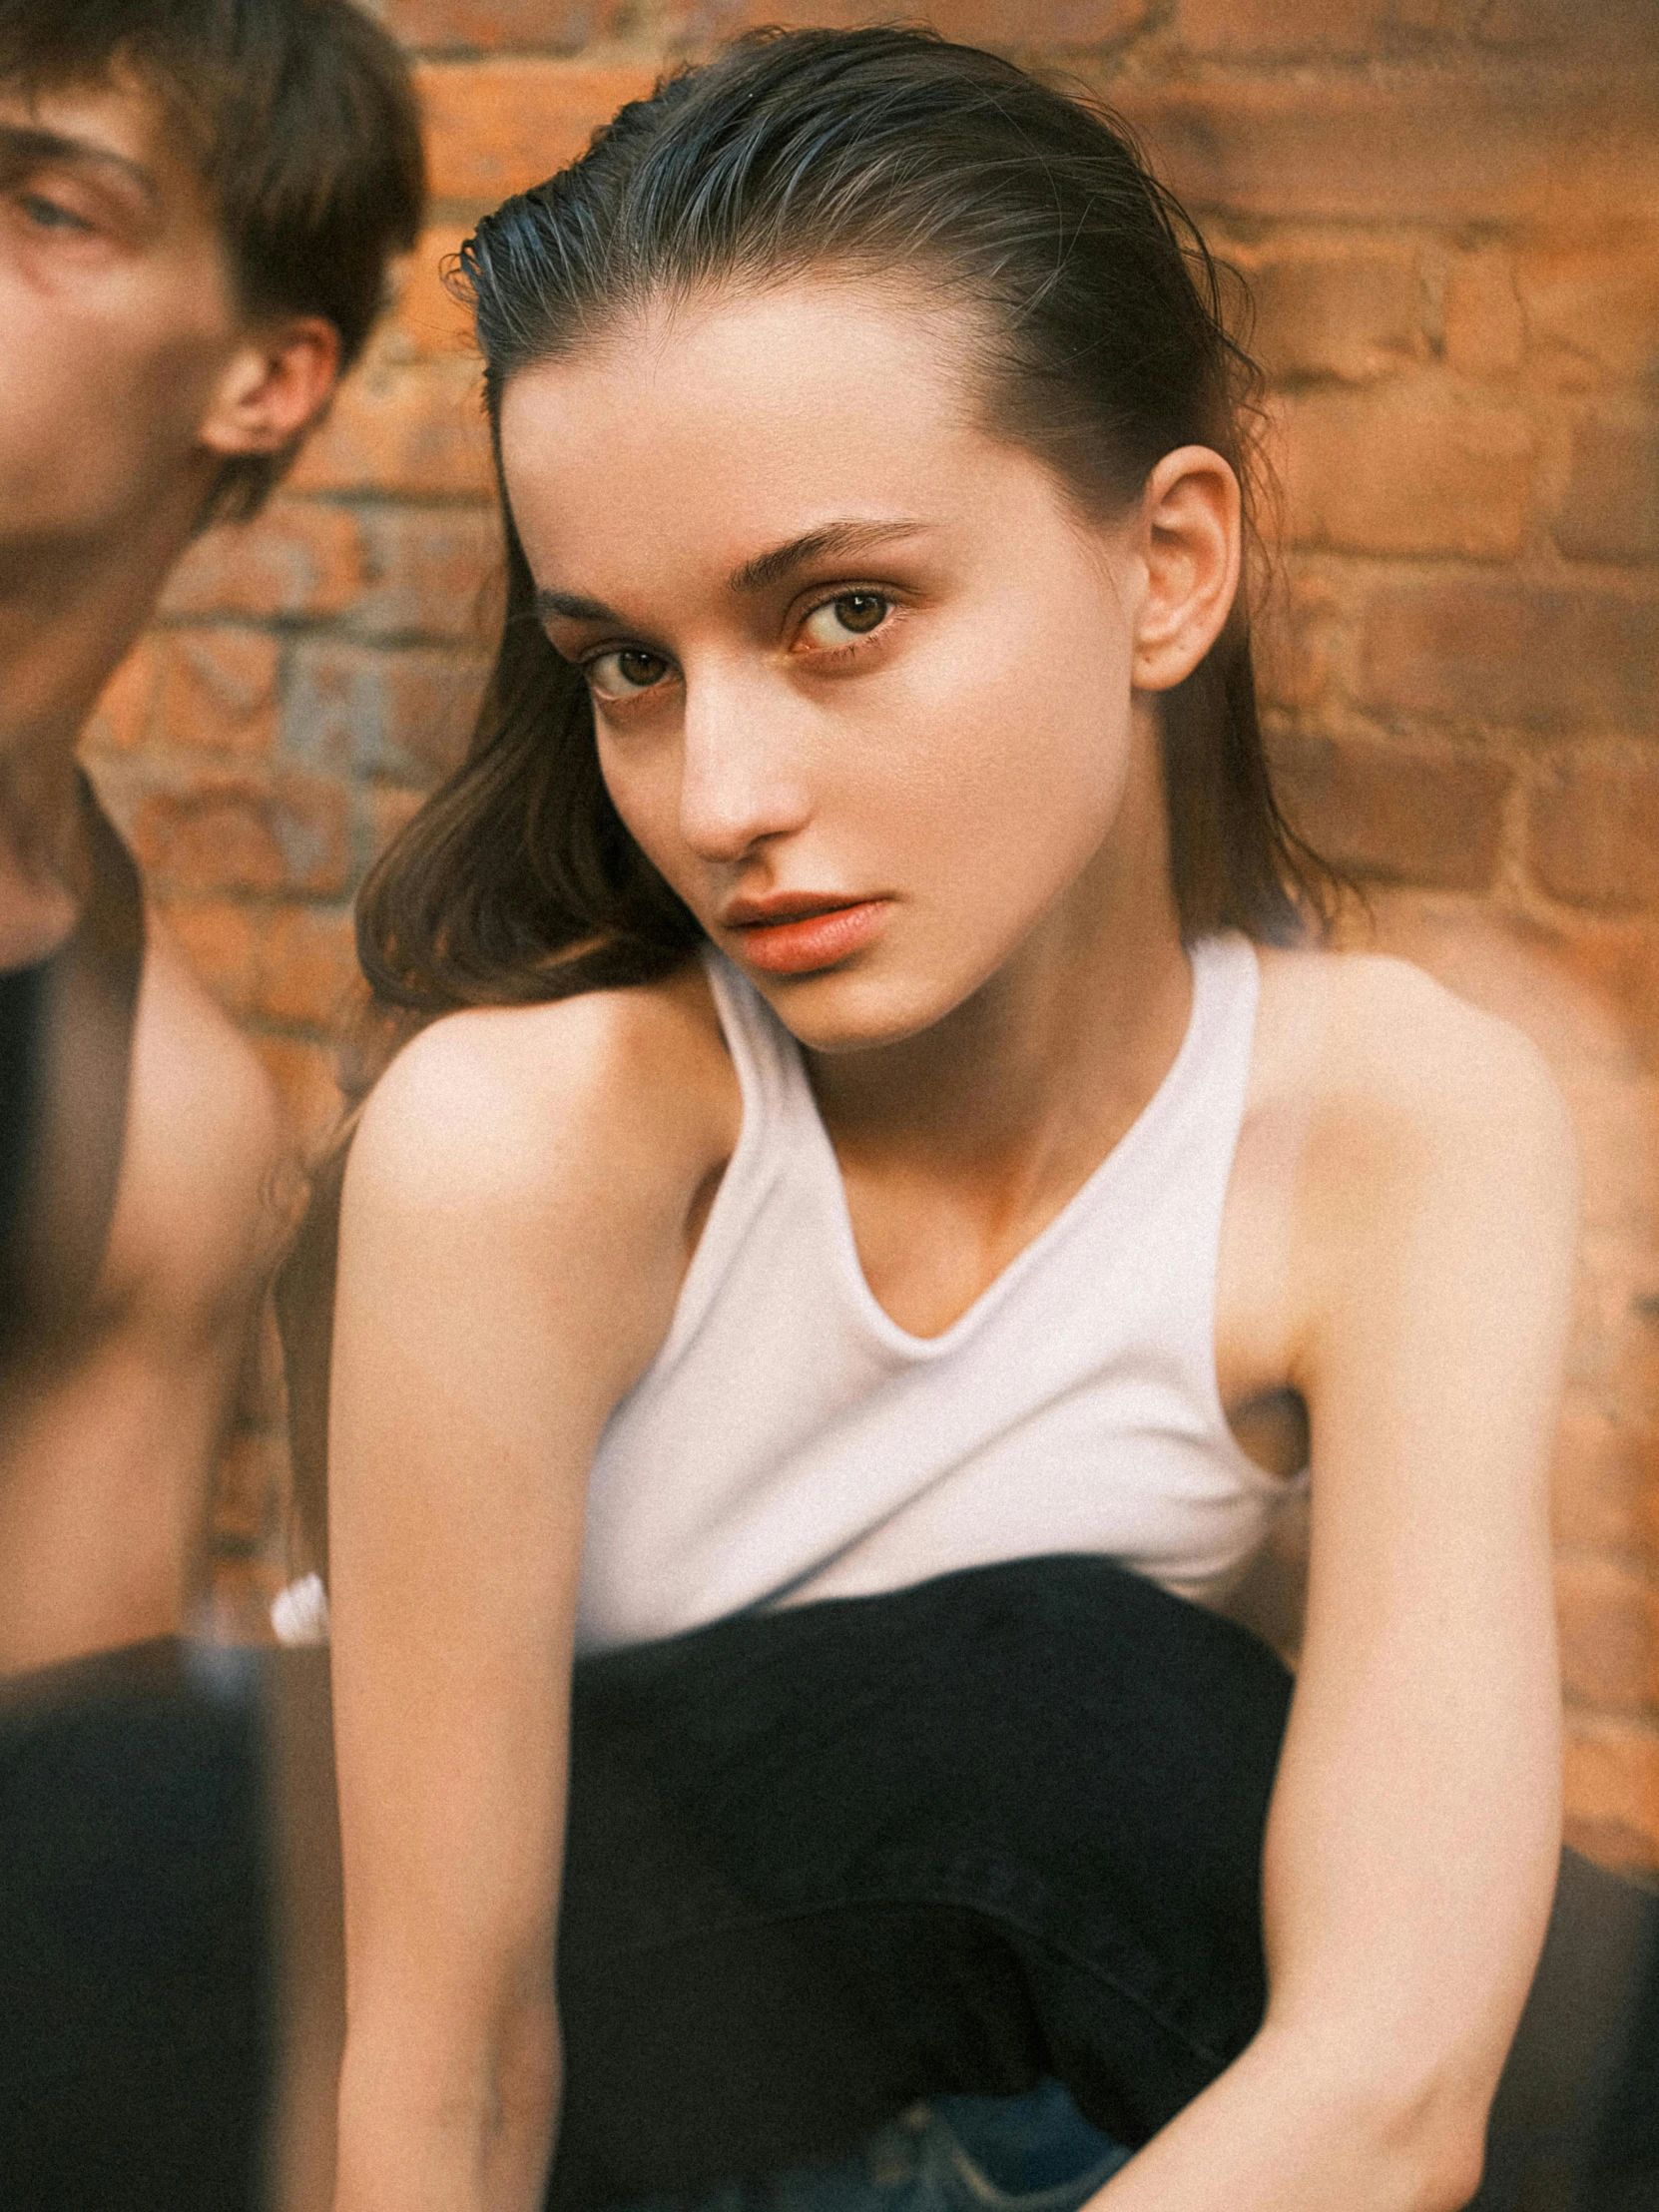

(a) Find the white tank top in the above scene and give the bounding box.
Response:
[575,932,1304,1656]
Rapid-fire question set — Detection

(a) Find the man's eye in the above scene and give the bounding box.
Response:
[586,647,670,698]
[18,193,94,234]
[800,592,891,649]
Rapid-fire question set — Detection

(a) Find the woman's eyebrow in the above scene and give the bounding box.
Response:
[534,518,930,628]
[0,123,160,206]
[728,518,928,594]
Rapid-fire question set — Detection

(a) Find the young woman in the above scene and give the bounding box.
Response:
[303,28,1600,2212]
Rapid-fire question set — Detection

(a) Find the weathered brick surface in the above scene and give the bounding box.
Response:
[289,358,492,498]
[1357,584,1659,735]
[285,640,488,783]
[1270,729,1511,889]
[1553,414,1659,566]
[1528,756,1659,911]
[127,771,351,899]
[1240,245,1421,386]
[159,503,366,624]
[679,0,1150,50]
[1177,0,1455,60]
[99,0,1658,1864]
[417,59,660,202]
[1558,1556,1659,1712]
[1276,382,1535,558]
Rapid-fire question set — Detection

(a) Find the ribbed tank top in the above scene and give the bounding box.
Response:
[575,932,1303,1656]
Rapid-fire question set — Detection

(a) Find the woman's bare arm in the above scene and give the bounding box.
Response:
[1093,958,1578,2212]
[327,980,732,2212]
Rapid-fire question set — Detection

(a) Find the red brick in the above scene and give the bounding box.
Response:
[128,772,351,897]
[154,896,262,1018]
[1563,1714,1659,1871]
[367,786,431,859]
[1276,383,1534,558]
[1473,0,1656,55]
[285,643,489,784]
[379,0,606,53]
[254,905,362,1033]
[416,60,660,204]
[288,357,492,499]
[1240,245,1421,386]
[1552,1402,1659,1559]
[1558,1556,1659,1712]
[386,224,476,363]
[85,635,161,754]
[1106,74,1659,230]
[158,501,365,622]
[677,0,1150,51]
[1252,567,1345,714]
[1177,0,1453,58]
[1440,248,1526,376]
[1357,583,1659,735]
[92,630,281,758]
[1528,756,1659,911]
[1266,728,1510,890]
[153,630,280,758]
[255,1035,348,1148]
[1553,414,1659,566]
[1516,231,1659,391]
[353,507,504,642]
[1557,1068,1659,1245]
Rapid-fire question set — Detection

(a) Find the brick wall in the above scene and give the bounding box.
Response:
[82,0,1659,1873]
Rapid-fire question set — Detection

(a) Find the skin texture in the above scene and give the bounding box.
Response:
[0,68,338,1674]
[329,279,1577,2212]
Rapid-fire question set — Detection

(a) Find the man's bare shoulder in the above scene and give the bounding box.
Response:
[103,913,286,1327]
[348,956,740,1243]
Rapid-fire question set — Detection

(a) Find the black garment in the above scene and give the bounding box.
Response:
[0,1639,272,2212]
[0,1564,1652,2211]
[0,774,144,1363]
[551,1555,1659,2212]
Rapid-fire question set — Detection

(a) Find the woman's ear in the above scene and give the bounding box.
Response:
[1129,445,1242,693]
[197,316,342,460]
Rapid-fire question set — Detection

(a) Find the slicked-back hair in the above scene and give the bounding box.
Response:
[0,0,425,521]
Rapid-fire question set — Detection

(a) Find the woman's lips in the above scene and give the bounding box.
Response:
[723,898,891,975]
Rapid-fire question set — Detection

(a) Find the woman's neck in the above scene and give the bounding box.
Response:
[807,808,1192,1225]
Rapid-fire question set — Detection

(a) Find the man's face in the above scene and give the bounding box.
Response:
[0,71,252,555]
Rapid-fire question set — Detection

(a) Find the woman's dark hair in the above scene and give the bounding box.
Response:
[0,0,425,522]
[279,26,1336,1570]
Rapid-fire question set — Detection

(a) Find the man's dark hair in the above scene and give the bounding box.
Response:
[0,0,426,521]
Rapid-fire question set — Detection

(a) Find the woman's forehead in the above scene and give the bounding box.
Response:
[497,279,1012,575]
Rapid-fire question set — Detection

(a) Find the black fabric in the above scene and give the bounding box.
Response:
[552,1554,1286,2205]
[551,1554,1659,2212]
[0,772,145,1365]
[0,1638,273,2212]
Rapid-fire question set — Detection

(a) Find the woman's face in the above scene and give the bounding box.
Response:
[499,277,1174,1051]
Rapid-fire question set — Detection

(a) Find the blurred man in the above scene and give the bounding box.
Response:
[0,5,423,2203]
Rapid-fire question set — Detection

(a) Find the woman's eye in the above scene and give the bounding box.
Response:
[800,592,891,650]
[586,647,670,699]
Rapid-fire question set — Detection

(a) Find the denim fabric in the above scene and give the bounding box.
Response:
[617,2081,1131,2212]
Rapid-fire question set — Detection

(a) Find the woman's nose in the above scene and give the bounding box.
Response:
[677,673,812,863]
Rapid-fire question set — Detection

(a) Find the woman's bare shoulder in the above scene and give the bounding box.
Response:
[1254,944,1573,1160]
[348,956,741,1237]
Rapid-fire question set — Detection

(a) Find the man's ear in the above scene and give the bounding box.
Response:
[198,316,341,459]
